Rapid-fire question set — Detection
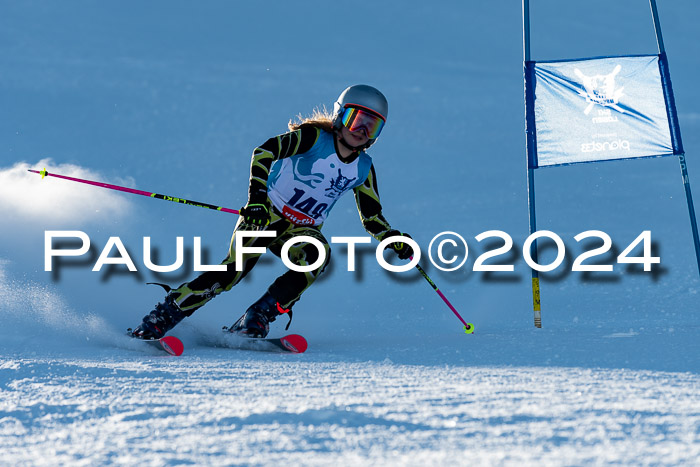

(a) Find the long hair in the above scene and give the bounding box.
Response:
[288,106,335,132]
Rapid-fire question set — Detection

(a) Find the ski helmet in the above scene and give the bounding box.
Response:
[333,84,388,148]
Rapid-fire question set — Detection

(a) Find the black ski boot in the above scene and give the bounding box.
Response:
[130,295,187,340]
[228,291,291,338]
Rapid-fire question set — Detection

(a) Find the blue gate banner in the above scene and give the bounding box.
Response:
[526,55,676,168]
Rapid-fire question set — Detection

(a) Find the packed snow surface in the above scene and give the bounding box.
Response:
[2,353,698,466]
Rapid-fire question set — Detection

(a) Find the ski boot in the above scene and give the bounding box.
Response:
[130,295,187,340]
[227,291,291,338]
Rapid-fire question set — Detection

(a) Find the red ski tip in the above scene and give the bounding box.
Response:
[280,334,308,353]
[159,336,184,356]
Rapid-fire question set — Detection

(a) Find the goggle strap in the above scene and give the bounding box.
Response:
[343,103,386,121]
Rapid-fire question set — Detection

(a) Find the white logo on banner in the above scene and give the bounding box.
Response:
[581,139,631,153]
[574,65,625,115]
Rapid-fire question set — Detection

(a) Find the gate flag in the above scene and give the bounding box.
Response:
[527,55,678,168]
[522,0,700,329]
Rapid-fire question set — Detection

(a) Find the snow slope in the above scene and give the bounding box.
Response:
[1,0,699,465]
[2,354,698,466]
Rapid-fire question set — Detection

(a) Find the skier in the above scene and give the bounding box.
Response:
[131,84,414,339]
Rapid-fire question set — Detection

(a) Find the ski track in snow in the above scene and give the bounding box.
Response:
[1,353,698,466]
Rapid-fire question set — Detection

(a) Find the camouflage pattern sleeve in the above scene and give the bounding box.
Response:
[248,126,320,204]
[353,163,393,241]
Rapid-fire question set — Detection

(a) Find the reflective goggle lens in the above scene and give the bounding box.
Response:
[341,106,385,139]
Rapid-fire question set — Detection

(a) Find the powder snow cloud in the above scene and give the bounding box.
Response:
[0,158,133,225]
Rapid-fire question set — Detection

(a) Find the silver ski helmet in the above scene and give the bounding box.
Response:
[333,84,388,147]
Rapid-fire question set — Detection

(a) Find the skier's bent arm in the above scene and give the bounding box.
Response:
[353,164,393,241]
[354,164,415,260]
[247,126,320,204]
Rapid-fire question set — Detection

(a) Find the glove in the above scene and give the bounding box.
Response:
[384,229,414,260]
[240,203,270,227]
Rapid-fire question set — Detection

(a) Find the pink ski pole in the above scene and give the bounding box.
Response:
[413,259,474,334]
[28,168,239,215]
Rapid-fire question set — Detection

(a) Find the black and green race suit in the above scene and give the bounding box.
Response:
[168,125,395,315]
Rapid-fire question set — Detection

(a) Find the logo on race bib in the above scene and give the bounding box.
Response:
[325,169,356,199]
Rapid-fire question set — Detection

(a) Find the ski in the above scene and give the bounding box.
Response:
[218,327,308,354]
[126,330,185,356]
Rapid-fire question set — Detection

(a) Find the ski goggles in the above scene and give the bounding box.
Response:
[340,106,385,139]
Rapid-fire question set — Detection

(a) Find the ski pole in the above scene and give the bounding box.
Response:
[28,168,239,215]
[412,258,474,334]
